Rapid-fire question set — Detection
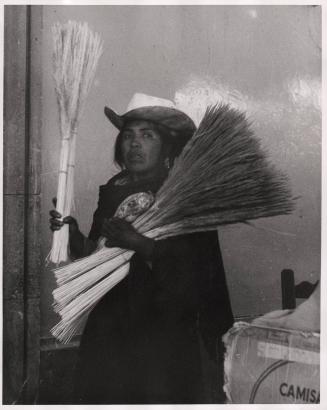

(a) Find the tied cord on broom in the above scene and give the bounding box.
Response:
[51,103,296,343]
[48,21,103,264]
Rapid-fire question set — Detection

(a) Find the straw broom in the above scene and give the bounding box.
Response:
[51,104,296,343]
[49,21,103,264]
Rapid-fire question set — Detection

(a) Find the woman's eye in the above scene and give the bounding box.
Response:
[143,133,154,139]
[122,133,132,140]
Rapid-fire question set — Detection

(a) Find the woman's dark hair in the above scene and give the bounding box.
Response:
[114,121,188,169]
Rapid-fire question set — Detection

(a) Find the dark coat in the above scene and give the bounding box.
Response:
[74,172,234,404]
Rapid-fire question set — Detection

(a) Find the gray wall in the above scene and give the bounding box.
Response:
[40,5,321,337]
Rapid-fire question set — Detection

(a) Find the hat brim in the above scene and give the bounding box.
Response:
[104,105,196,136]
[104,106,125,130]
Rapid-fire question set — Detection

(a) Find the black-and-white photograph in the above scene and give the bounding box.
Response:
[2,3,324,405]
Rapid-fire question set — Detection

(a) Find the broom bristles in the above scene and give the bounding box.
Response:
[49,21,103,264]
[53,251,134,312]
[51,103,296,342]
[52,263,130,343]
[54,246,125,285]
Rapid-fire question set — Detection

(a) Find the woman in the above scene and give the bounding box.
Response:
[50,96,234,404]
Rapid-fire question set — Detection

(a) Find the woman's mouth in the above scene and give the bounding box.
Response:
[127,152,144,162]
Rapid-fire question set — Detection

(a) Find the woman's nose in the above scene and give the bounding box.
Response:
[130,135,141,147]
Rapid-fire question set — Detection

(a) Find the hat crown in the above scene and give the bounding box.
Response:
[126,93,175,111]
[104,93,196,144]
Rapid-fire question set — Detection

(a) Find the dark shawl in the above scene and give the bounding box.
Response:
[74,171,234,404]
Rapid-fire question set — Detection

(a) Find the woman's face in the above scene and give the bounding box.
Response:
[120,120,165,178]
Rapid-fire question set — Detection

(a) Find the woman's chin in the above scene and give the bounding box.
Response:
[127,165,165,181]
[127,163,148,174]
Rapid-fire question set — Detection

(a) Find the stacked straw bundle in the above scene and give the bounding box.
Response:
[49,21,103,264]
[51,104,295,343]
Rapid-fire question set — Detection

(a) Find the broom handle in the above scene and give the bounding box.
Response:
[50,131,71,262]
[55,132,71,217]
[64,128,77,217]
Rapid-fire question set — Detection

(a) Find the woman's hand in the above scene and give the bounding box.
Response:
[49,198,92,258]
[101,218,139,249]
[101,218,155,260]
[49,197,79,234]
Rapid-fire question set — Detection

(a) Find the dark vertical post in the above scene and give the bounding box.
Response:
[3,5,42,404]
[281,269,296,310]
[3,5,29,404]
[24,5,43,403]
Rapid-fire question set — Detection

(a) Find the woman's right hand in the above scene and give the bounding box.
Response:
[49,198,79,233]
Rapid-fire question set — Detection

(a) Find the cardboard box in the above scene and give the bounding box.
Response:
[223,322,320,404]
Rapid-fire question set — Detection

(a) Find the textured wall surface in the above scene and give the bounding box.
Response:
[40,5,321,336]
[3,6,43,402]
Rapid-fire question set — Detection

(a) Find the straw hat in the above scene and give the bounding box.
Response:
[104,93,196,139]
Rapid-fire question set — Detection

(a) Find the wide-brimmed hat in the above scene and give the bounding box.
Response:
[104,93,196,140]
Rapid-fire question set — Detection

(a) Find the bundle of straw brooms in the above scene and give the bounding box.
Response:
[49,21,103,264]
[51,103,295,343]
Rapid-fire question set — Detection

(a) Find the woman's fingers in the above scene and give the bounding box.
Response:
[104,235,121,248]
[63,216,76,225]
[101,218,115,233]
[107,217,134,231]
[50,209,62,218]
[49,201,78,232]
[49,217,64,231]
[105,239,113,248]
[49,217,64,226]
[101,218,136,246]
[50,199,62,230]
[49,195,78,232]
[102,226,118,239]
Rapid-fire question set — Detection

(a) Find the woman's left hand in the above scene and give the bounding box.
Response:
[101,217,139,250]
[101,217,155,260]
